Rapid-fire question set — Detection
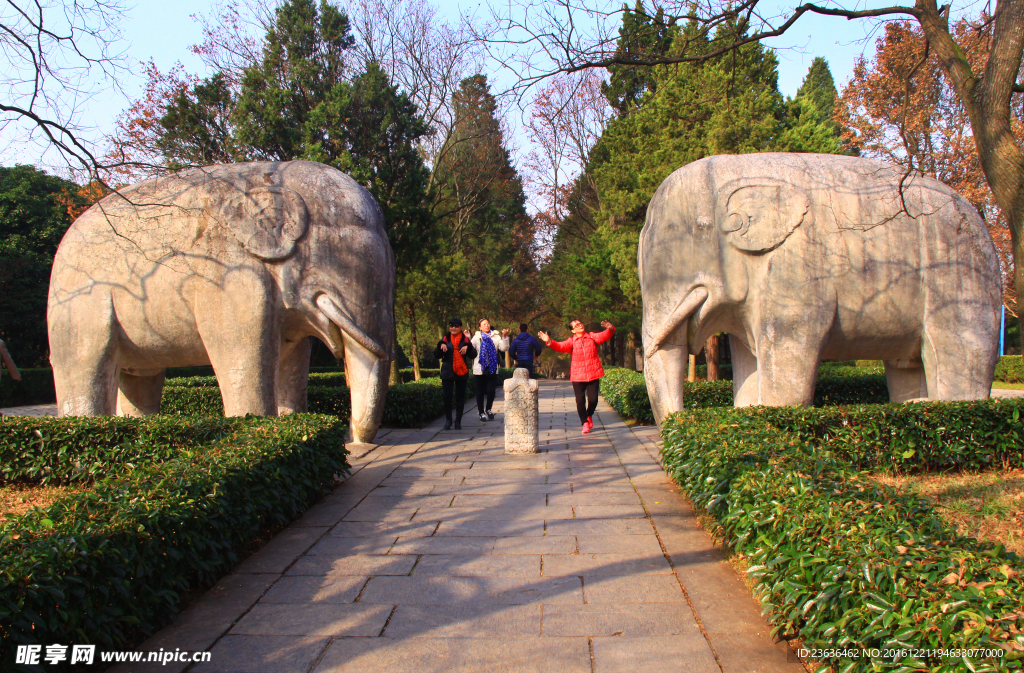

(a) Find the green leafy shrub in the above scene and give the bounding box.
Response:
[600,368,891,423]
[601,369,658,423]
[160,376,474,427]
[0,368,55,407]
[0,416,253,485]
[695,363,734,380]
[995,355,1024,383]
[742,401,1024,473]
[0,414,348,666]
[660,403,1024,671]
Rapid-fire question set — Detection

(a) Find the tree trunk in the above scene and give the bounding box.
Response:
[913,0,1024,344]
[615,330,625,367]
[410,304,421,381]
[624,332,637,370]
[389,322,400,385]
[687,353,696,382]
[705,334,720,381]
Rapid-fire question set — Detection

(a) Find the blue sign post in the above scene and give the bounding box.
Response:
[999,305,1005,356]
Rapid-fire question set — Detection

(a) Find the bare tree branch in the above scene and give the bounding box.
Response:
[1,0,129,175]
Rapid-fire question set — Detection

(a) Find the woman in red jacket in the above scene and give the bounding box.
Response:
[538,319,615,434]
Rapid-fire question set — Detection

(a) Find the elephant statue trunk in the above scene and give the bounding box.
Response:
[642,286,708,421]
[316,294,389,443]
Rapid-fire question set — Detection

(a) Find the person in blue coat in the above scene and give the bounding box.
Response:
[509,323,544,376]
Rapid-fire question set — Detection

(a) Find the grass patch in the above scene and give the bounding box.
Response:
[874,469,1024,556]
[994,381,1024,390]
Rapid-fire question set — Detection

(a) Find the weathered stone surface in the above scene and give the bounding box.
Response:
[503,368,539,454]
[46,161,394,443]
[640,153,1002,423]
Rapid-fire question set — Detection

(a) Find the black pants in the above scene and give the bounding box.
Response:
[475,373,498,414]
[572,378,600,424]
[513,360,534,376]
[442,375,468,421]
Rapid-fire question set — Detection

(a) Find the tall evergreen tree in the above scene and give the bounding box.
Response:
[0,166,84,366]
[434,75,537,327]
[157,73,239,168]
[601,2,676,116]
[778,57,845,153]
[233,0,355,161]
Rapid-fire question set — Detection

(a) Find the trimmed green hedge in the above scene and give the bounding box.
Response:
[660,402,1024,672]
[159,374,496,427]
[601,368,890,424]
[741,402,1024,474]
[0,416,251,486]
[0,414,348,667]
[995,355,1024,383]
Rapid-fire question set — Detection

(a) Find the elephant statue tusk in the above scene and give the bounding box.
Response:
[645,287,709,361]
[316,294,388,360]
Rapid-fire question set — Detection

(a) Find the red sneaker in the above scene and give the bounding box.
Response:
[581,422,591,434]
[585,417,594,431]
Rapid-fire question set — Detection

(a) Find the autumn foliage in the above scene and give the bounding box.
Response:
[836,18,1021,317]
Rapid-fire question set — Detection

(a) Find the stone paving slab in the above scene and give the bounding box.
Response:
[109,381,805,673]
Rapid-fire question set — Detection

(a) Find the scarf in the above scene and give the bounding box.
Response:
[451,333,468,376]
[479,331,498,374]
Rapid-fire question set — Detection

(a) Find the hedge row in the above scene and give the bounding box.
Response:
[660,402,1024,672]
[736,401,1024,473]
[160,374,504,427]
[995,355,1024,383]
[0,416,253,486]
[0,414,349,668]
[601,368,890,424]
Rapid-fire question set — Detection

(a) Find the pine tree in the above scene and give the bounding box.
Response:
[157,73,238,168]
[778,57,845,153]
[233,0,355,161]
[601,1,676,116]
[434,75,537,327]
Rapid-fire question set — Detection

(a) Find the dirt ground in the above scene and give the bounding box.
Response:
[0,483,80,521]
[874,469,1024,555]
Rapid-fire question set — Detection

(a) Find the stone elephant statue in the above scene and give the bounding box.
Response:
[639,153,1001,424]
[47,161,394,443]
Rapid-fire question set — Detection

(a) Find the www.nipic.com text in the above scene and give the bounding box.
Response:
[15,644,212,666]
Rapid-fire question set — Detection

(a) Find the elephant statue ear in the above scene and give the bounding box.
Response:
[218,186,309,261]
[717,178,811,252]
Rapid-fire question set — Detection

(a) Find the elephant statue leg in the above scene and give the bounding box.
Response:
[116,369,166,416]
[883,357,928,401]
[754,312,830,406]
[919,318,997,400]
[195,276,279,416]
[50,295,120,416]
[278,336,312,414]
[730,334,759,407]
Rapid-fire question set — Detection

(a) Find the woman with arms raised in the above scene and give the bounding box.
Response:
[538,319,615,434]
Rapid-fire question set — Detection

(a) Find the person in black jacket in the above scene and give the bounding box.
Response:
[434,318,477,430]
[509,323,544,376]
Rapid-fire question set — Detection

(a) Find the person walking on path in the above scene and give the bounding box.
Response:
[509,323,544,376]
[471,318,509,421]
[538,319,615,434]
[435,318,477,430]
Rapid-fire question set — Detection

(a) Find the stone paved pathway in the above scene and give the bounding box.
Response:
[112,380,801,673]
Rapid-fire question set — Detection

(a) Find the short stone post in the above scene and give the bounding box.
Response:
[503,368,539,454]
